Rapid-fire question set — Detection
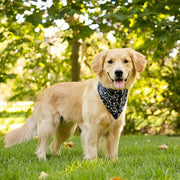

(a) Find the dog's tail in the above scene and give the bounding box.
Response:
[4,115,37,148]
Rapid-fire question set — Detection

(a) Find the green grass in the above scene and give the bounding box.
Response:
[0,101,33,135]
[0,135,180,180]
[0,102,180,179]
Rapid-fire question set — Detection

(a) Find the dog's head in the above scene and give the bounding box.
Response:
[92,48,147,89]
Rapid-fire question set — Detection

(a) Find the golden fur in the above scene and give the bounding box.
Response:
[4,48,146,160]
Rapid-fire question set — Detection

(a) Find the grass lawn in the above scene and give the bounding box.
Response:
[0,102,180,179]
[0,135,180,180]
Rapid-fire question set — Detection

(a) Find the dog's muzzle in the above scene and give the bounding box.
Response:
[107,70,128,89]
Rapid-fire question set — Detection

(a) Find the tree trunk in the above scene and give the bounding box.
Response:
[70,35,81,81]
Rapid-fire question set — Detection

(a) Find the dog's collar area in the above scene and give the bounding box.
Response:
[97,82,128,119]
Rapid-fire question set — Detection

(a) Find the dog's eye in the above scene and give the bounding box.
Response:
[108,60,113,64]
[124,59,129,63]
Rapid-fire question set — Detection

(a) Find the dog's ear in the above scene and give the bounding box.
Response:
[127,48,147,73]
[92,50,107,74]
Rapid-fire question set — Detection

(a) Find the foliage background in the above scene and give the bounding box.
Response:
[0,0,179,134]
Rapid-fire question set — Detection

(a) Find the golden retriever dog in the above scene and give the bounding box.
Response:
[4,48,146,160]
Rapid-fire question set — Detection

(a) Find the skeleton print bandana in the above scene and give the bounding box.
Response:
[97,82,128,119]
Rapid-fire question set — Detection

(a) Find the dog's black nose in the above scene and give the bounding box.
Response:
[115,69,123,77]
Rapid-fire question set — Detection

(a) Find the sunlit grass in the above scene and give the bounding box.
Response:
[0,101,180,179]
[0,135,180,180]
[0,101,33,134]
[0,101,34,112]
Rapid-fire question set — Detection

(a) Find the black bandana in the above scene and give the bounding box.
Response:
[97,82,128,119]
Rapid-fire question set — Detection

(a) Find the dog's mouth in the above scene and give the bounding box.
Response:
[107,73,128,89]
[113,79,126,89]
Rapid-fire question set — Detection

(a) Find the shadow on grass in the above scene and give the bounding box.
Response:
[0,133,5,137]
[0,111,31,118]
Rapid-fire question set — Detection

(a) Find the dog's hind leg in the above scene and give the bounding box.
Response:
[35,116,59,160]
[50,120,77,155]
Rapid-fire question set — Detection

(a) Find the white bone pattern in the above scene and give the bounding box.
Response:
[97,82,128,119]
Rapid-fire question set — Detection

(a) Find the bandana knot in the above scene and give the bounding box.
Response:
[97,82,128,119]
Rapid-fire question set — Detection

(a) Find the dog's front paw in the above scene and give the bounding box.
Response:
[84,154,97,160]
[35,151,46,160]
[50,143,61,156]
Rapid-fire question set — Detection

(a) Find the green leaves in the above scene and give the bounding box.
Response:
[0,73,16,83]
[0,0,179,133]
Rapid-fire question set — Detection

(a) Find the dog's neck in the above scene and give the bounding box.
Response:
[97,82,128,119]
